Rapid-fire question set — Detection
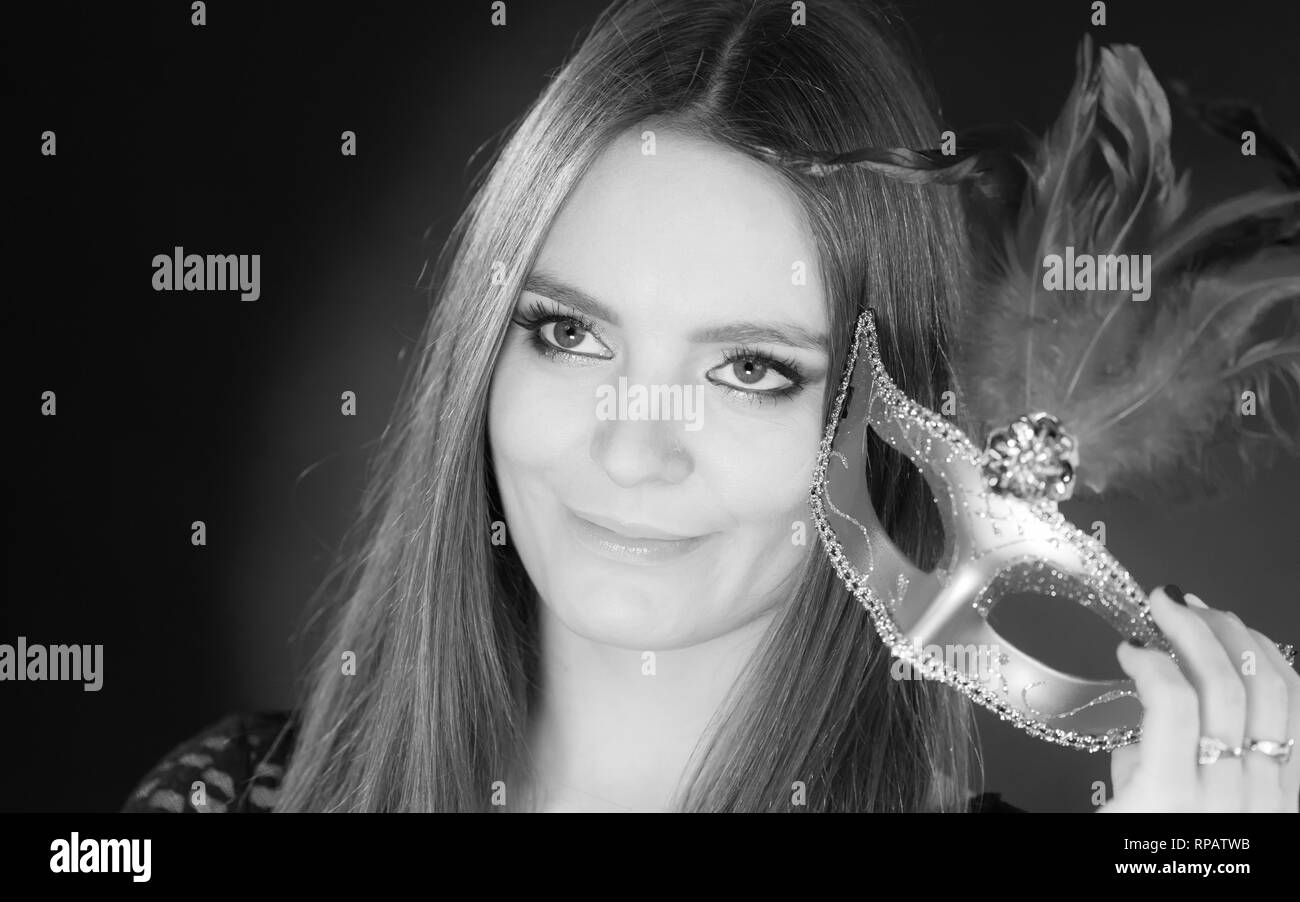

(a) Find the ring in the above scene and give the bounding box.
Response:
[1197,737,1244,765]
[1280,644,1296,667]
[1244,738,1294,764]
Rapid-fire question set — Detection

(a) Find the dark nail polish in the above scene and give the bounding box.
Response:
[1164,584,1186,606]
[1125,637,1145,648]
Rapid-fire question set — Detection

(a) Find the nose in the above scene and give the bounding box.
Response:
[590,408,694,488]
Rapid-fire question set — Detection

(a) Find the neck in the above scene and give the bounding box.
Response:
[523,602,776,812]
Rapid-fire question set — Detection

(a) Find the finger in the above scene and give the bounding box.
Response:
[1147,586,1246,808]
[1116,639,1199,803]
[1110,743,1142,798]
[1246,625,1300,810]
[1184,594,1289,811]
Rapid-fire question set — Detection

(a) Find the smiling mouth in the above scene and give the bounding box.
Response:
[565,508,712,564]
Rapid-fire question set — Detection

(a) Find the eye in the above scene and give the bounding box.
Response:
[707,350,805,396]
[511,305,614,361]
[536,317,611,358]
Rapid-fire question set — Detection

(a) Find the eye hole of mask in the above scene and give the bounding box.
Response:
[861,433,949,574]
[983,563,1131,682]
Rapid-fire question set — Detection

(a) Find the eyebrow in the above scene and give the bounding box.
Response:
[521,271,829,353]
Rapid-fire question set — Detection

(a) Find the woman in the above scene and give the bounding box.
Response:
[123,0,1299,813]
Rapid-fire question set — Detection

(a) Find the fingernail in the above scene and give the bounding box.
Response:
[1124,637,1146,648]
[1163,584,1187,606]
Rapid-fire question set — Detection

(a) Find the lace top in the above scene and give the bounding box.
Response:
[122,711,294,813]
[122,711,1023,813]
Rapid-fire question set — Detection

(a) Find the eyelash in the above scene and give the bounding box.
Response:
[714,345,807,405]
[510,300,607,363]
[509,299,810,403]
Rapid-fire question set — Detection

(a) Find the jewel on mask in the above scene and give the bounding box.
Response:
[979,412,1079,502]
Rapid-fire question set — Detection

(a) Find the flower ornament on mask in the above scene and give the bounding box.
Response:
[775,34,1300,752]
[980,413,1078,503]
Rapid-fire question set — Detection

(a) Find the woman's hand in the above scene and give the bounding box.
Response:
[1098,585,1299,812]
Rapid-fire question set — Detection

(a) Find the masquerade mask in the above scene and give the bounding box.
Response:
[812,308,1296,752]
[794,36,1300,753]
[812,308,1165,752]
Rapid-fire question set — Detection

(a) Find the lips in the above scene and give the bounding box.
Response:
[568,508,698,541]
[565,507,712,564]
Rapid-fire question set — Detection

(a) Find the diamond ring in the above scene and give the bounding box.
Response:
[1197,737,1244,765]
[1244,738,1294,764]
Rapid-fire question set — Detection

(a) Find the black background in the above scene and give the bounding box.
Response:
[5,0,1299,812]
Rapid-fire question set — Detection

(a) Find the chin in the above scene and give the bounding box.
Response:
[541,576,709,650]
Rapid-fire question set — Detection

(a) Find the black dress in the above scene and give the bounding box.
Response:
[121,711,1024,813]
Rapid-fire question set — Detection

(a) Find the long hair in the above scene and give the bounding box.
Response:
[276,0,982,812]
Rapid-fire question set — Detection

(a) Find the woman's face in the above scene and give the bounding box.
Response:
[488,127,832,650]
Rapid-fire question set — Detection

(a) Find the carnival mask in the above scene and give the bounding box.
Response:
[812,308,1168,751]
[791,35,1300,752]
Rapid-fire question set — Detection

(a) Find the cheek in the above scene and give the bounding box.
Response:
[695,400,824,534]
[487,347,598,486]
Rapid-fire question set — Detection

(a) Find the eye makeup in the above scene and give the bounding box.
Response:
[707,345,809,405]
[510,297,613,362]
[509,296,817,403]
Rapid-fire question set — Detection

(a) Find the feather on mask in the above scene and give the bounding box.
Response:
[963,36,1300,495]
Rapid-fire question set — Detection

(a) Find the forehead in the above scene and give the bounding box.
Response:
[534,127,825,328]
